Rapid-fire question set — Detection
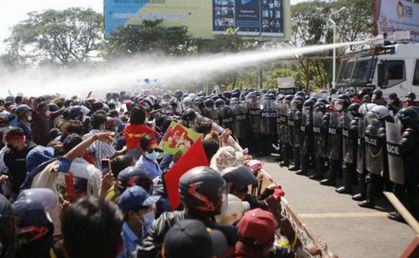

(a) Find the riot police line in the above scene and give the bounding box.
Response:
[193,88,419,223]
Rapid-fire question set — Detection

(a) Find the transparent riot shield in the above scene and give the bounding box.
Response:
[385,121,405,184]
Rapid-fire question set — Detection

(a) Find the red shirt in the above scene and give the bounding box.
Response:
[124,123,159,149]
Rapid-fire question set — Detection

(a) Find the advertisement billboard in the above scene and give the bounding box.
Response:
[374,0,419,42]
[104,0,290,39]
[213,0,284,37]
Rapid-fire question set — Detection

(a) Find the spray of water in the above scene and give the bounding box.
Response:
[0,38,377,97]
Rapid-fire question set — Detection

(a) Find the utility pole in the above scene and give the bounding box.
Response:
[328,7,347,90]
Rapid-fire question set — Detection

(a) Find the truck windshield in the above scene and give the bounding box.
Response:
[337,57,373,86]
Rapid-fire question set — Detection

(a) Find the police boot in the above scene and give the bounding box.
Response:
[352,172,367,201]
[387,212,406,223]
[279,144,290,167]
[296,154,309,176]
[358,173,376,208]
[289,148,301,171]
[320,159,337,186]
[310,157,324,180]
[276,142,284,162]
[336,163,352,194]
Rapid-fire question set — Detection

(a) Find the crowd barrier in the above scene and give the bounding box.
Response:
[211,120,336,257]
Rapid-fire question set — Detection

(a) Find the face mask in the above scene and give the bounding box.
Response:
[27,115,32,122]
[141,211,155,234]
[145,151,158,161]
[147,119,156,128]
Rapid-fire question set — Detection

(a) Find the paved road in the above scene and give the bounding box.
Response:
[262,157,415,258]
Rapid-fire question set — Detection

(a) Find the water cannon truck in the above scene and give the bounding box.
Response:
[336,32,419,99]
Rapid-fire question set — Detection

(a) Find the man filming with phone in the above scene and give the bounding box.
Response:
[83,111,126,169]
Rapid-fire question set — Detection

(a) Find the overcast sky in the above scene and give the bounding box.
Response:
[0,0,308,53]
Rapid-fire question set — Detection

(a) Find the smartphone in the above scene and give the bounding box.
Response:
[101,159,111,175]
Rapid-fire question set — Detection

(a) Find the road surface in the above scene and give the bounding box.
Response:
[262,157,415,258]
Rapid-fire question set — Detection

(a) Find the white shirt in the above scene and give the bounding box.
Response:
[83,129,116,169]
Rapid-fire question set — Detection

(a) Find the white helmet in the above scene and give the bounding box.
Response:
[370,105,389,120]
[182,97,193,109]
[188,93,198,100]
[358,103,377,116]
[215,194,250,226]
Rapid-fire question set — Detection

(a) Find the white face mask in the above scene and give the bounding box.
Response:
[145,151,158,161]
[27,115,32,122]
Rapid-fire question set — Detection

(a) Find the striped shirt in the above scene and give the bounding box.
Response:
[83,129,116,170]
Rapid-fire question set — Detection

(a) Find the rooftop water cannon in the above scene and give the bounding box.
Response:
[373,31,411,47]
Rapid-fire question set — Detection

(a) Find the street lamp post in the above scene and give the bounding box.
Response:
[328,7,347,90]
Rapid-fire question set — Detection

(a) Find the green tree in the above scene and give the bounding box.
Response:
[106,20,196,57]
[290,0,374,90]
[5,8,103,65]
[332,0,375,42]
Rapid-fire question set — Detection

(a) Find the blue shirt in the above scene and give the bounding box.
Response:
[135,155,162,179]
[118,222,140,258]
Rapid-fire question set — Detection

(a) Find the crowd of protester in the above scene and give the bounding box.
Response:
[0,89,320,258]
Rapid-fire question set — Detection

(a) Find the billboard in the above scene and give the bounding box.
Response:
[374,0,419,42]
[213,0,285,37]
[104,0,290,39]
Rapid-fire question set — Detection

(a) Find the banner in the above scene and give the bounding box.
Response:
[159,121,202,156]
[164,138,209,209]
[104,0,290,39]
[374,0,419,42]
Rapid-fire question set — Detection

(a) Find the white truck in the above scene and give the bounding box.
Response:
[336,39,419,99]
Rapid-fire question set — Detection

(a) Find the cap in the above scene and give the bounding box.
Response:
[238,208,278,244]
[118,186,160,212]
[26,146,55,173]
[163,219,228,258]
[210,146,244,172]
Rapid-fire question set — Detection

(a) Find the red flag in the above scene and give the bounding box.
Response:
[164,138,209,209]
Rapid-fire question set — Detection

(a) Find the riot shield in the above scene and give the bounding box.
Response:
[260,99,277,136]
[222,106,234,130]
[238,102,249,138]
[356,116,366,174]
[300,107,313,155]
[231,102,241,137]
[216,106,224,127]
[247,98,261,133]
[342,112,355,164]
[288,110,301,148]
[364,119,384,175]
[313,110,327,158]
[275,101,282,137]
[385,121,404,184]
[205,107,219,124]
[327,111,342,161]
[278,102,289,143]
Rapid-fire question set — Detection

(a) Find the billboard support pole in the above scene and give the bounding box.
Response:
[328,7,347,90]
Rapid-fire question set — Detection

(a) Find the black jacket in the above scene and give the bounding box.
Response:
[3,144,36,195]
[401,124,419,185]
[137,210,238,258]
